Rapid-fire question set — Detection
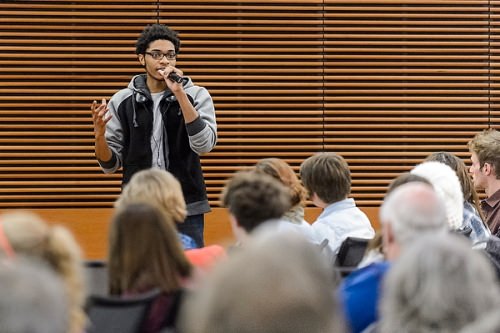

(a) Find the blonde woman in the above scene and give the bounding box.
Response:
[115,168,226,269]
[115,168,197,249]
[0,211,86,333]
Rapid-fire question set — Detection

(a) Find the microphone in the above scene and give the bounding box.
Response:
[167,72,183,83]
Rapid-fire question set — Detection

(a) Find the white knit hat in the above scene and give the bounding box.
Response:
[410,161,464,230]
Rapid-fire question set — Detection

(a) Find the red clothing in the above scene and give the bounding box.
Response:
[141,291,183,333]
[184,244,226,271]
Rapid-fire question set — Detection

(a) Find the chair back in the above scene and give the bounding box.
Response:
[86,289,161,333]
[83,260,109,296]
[335,237,370,268]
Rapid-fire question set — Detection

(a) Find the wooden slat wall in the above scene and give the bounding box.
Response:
[162,1,325,204]
[493,1,500,123]
[325,0,493,206]
[0,0,497,212]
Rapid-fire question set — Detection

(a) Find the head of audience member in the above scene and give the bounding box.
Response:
[0,211,86,333]
[115,168,187,225]
[221,171,291,243]
[179,231,345,333]
[360,173,432,264]
[425,151,484,216]
[386,172,432,194]
[108,203,192,295]
[380,233,500,333]
[468,128,500,196]
[300,152,351,208]
[254,158,307,209]
[0,258,69,333]
[411,161,464,230]
[380,182,448,260]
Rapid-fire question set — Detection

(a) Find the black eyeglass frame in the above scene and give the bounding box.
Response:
[144,51,177,60]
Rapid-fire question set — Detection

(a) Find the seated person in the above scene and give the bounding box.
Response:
[338,181,448,333]
[220,170,293,247]
[254,157,319,244]
[380,233,500,333]
[425,151,491,246]
[178,231,345,333]
[108,203,194,332]
[299,152,374,254]
[115,168,226,270]
[0,211,86,333]
[0,258,69,333]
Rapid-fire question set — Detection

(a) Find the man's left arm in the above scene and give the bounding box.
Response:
[177,87,217,154]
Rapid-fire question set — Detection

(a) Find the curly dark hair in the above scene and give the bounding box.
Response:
[221,171,291,233]
[135,24,181,55]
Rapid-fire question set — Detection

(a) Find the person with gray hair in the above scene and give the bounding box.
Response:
[380,181,448,260]
[178,231,345,333]
[380,233,500,333]
[0,258,69,333]
[338,181,448,333]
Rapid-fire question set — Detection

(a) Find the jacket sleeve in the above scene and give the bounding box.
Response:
[97,90,127,173]
[186,86,217,155]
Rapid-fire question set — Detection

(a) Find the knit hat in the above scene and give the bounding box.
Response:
[410,161,464,230]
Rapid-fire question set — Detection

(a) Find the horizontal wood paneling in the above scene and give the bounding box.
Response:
[0,0,497,213]
[1,206,381,260]
[324,0,492,205]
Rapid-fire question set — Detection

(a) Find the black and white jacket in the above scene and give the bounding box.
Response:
[98,74,217,216]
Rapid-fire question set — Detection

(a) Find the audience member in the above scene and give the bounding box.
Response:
[108,203,193,332]
[179,231,345,333]
[425,151,490,245]
[115,168,226,270]
[254,157,318,243]
[115,167,196,249]
[220,170,292,245]
[0,258,69,333]
[299,152,374,254]
[358,172,432,268]
[0,211,86,333]
[410,161,464,231]
[468,128,500,237]
[338,181,447,333]
[380,233,500,333]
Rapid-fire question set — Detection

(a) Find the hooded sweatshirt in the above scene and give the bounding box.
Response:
[98,74,217,215]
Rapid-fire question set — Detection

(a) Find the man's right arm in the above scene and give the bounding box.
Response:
[91,98,119,172]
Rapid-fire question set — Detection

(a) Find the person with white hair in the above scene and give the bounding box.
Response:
[380,233,500,333]
[410,161,464,231]
[338,181,448,333]
[425,151,491,246]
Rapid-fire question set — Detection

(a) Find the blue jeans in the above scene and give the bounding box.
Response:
[177,214,205,248]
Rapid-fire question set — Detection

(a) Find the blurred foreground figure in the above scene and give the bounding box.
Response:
[179,231,345,333]
[0,259,68,333]
[380,233,500,333]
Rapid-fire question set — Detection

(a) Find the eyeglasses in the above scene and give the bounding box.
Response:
[145,51,177,60]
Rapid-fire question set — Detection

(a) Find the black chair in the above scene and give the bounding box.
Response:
[86,289,161,333]
[83,260,109,296]
[334,237,370,277]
